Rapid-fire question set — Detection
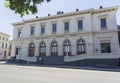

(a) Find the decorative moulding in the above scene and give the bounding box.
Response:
[51,20,58,24]
[63,19,71,22]
[40,22,47,25]
[75,16,85,21]
[97,14,109,19]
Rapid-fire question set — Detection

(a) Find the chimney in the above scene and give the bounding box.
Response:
[36,16,38,18]
[76,9,79,11]
[61,11,64,14]
[57,11,61,15]
[100,6,103,9]
[57,11,64,15]
[48,14,50,16]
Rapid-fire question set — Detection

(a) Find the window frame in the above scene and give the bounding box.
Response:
[51,41,58,56]
[39,42,46,56]
[29,42,35,57]
[64,22,69,33]
[52,24,57,34]
[78,20,83,31]
[63,40,71,56]
[30,27,35,36]
[100,18,107,30]
[18,29,22,38]
[77,39,86,55]
[41,25,45,35]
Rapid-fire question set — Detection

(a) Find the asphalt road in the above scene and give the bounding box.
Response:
[0,64,120,83]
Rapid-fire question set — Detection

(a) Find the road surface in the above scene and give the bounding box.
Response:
[0,63,120,83]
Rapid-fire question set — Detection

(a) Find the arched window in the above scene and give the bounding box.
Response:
[63,40,71,56]
[51,41,58,56]
[77,39,86,55]
[29,42,35,57]
[39,42,46,56]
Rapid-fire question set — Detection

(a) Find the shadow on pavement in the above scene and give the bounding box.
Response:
[1,60,120,72]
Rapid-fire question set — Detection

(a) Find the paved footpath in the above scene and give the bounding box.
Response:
[0,63,120,83]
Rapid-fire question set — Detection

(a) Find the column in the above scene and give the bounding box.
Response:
[71,38,77,56]
[58,40,63,56]
[46,41,50,56]
[34,41,39,57]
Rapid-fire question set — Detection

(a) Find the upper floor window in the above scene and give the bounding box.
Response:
[64,22,69,33]
[100,18,107,29]
[78,20,83,31]
[5,43,7,48]
[3,37,5,40]
[41,25,45,35]
[31,27,35,36]
[2,43,4,48]
[6,38,8,41]
[18,29,22,38]
[52,24,57,34]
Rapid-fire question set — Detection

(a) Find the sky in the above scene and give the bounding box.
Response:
[0,0,120,38]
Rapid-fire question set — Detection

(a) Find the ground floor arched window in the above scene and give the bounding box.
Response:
[29,42,35,57]
[77,39,86,55]
[63,40,71,56]
[39,42,46,56]
[51,41,58,56]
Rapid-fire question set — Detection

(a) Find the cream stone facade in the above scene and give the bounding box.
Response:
[11,6,120,63]
[0,32,11,59]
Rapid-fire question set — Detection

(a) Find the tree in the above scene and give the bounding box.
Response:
[4,0,51,17]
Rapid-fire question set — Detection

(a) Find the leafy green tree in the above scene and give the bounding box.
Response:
[4,0,51,17]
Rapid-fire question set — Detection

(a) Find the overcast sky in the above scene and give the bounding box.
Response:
[0,0,120,38]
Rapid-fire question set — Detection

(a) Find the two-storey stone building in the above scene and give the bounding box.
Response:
[0,32,11,60]
[11,6,120,65]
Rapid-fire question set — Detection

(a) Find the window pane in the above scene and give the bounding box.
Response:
[31,27,35,36]
[52,24,57,33]
[101,43,111,53]
[78,20,83,30]
[41,25,45,34]
[65,22,69,32]
[2,43,4,48]
[18,29,22,37]
[77,39,86,53]
[101,18,107,28]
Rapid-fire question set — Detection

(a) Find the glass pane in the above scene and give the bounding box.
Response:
[78,20,83,30]
[18,29,22,37]
[52,24,57,33]
[101,18,107,28]
[41,25,45,34]
[101,43,111,53]
[65,22,69,32]
[31,27,35,35]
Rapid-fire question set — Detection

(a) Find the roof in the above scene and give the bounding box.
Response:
[0,32,11,37]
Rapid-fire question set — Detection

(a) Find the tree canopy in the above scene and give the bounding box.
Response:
[4,0,51,17]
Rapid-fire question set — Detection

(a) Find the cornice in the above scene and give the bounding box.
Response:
[11,5,119,27]
[92,5,119,14]
[0,32,11,37]
[12,30,118,42]
[12,31,92,41]
[11,22,25,26]
[93,30,118,34]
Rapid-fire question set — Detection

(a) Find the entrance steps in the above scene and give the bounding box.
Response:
[64,53,120,62]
